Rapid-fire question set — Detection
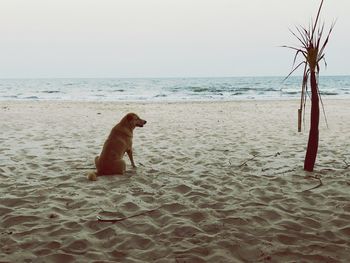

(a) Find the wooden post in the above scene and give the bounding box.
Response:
[298,108,302,132]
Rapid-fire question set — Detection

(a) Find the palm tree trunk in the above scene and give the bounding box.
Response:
[304,70,319,171]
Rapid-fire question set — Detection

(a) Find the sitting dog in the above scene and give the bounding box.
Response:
[87,113,146,181]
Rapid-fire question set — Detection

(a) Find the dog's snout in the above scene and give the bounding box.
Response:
[136,118,147,127]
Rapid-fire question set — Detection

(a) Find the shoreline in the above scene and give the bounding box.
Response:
[1,76,350,103]
[1,99,349,262]
[2,95,350,104]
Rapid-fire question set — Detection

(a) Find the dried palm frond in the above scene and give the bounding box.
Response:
[283,0,334,132]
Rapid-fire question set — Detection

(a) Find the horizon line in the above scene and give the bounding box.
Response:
[1,74,349,80]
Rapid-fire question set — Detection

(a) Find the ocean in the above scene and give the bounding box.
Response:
[0,76,349,102]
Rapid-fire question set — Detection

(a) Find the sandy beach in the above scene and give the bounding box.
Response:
[0,99,349,262]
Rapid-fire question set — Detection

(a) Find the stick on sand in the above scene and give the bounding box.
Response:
[97,206,162,223]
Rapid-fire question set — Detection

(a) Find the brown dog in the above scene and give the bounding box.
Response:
[87,113,146,181]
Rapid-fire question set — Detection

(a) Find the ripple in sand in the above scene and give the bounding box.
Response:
[1,197,31,207]
[93,227,116,240]
[149,157,162,165]
[185,190,209,201]
[339,226,350,236]
[116,234,154,250]
[2,215,40,228]
[276,234,299,245]
[45,241,61,250]
[299,217,322,229]
[343,204,350,213]
[170,184,192,194]
[66,200,88,209]
[49,227,77,237]
[259,209,282,221]
[184,211,207,224]
[162,202,187,213]
[63,221,82,231]
[129,222,158,235]
[173,225,202,238]
[278,219,303,232]
[235,246,262,262]
[201,222,226,235]
[108,249,127,260]
[39,253,75,263]
[220,217,248,226]
[62,239,88,255]
[140,195,155,203]
[0,206,13,216]
[34,248,52,256]
[200,183,217,191]
[120,201,140,212]
[174,255,207,263]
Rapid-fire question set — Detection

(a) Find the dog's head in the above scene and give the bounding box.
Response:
[125,113,147,128]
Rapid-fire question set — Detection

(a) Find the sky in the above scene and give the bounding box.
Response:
[0,0,349,78]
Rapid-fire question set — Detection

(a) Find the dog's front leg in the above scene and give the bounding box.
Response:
[126,149,136,168]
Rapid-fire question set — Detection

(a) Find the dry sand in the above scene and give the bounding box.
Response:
[0,99,349,263]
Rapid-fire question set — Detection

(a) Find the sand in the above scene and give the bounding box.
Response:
[0,99,349,263]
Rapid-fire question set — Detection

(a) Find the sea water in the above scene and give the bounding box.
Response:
[0,76,349,102]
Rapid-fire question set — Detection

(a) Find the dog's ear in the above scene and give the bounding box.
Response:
[126,113,134,122]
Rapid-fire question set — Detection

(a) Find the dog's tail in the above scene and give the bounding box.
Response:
[87,156,100,181]
[87,171,98,181]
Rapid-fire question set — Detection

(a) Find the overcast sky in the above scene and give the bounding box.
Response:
[0,0,349,78]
